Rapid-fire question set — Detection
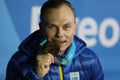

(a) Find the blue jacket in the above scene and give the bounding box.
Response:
[6,30,104,80]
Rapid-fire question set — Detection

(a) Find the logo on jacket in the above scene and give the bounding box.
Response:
[70,72,80,80]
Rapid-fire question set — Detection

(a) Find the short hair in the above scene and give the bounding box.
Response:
[40,0,76,25]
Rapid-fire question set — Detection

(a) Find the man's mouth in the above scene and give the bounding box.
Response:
[56,40,67,46]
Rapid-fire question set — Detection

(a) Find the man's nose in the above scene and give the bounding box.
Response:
[55,28,64,38]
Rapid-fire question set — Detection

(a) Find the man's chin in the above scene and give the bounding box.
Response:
[58,48,66,55]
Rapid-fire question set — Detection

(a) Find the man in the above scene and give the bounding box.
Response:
[6,0,104,80]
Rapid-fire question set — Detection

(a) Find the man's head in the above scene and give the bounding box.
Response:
[40,0,76,24]
[40,0,76,54]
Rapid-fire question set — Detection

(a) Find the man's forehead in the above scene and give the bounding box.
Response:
[46,20,74,26]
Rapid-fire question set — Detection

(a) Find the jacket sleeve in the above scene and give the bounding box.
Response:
[6,57,19,80]
[90,54,104,80]
[5,51,43,80]
[81,48,104,80]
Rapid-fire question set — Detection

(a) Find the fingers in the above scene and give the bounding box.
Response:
[35,53,54,78]
[47,53,54,63]
[36,64,50,78]
[36,54,51,65]
[36,53,54,64]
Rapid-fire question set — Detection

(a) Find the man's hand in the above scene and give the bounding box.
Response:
[35,53,54,78]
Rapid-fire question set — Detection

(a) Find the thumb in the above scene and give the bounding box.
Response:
[47,53,54,63]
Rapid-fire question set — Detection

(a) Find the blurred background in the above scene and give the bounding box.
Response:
[0,0,120,80]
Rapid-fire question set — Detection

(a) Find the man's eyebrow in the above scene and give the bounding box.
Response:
[47,23,58,27]
[47,22,72,27]
[64,23,70,25]
[63,22,73,26]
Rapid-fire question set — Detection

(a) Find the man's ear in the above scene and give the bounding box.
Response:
[74,21,77,35]
[39,22,47,39]
[39,22,42,30]
[39,22,46,34]
[39,22,44,32]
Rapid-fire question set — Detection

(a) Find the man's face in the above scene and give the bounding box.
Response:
[45,5,76,54]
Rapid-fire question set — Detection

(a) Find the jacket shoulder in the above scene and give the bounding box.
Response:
[80,48,98,58]
[79,48,102,70]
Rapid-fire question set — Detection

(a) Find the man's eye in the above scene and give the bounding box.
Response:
[48,25,57,30]
[64,25,70,29]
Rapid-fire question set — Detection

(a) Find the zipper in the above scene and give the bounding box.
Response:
[58,64,63,80]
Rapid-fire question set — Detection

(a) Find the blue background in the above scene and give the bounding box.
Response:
[0,0,120,80]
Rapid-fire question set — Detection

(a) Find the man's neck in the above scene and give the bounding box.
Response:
[58,50,65,55]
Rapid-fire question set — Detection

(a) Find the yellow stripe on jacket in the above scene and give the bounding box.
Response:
[58,64,63,80]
